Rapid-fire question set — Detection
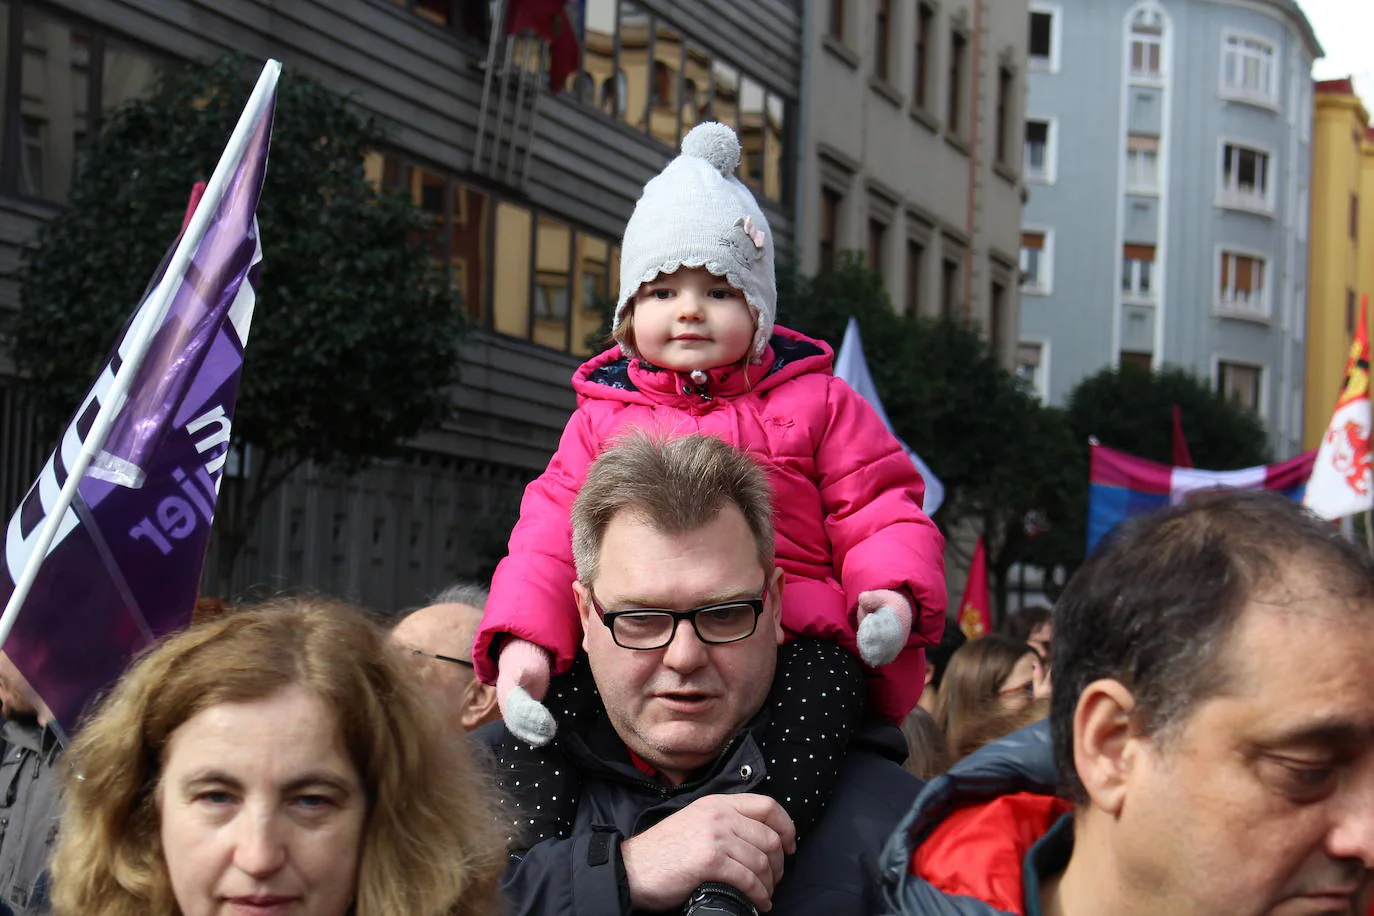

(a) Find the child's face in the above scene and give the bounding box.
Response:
[630,266,755,372]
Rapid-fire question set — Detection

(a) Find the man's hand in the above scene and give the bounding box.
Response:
[621,794,797,913]
[855,589,913,667]
[496,639,556,745]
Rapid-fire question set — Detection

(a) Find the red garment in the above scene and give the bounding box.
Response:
[475,326,948,722]
[505,0,580,92]
[911,792,1073,914]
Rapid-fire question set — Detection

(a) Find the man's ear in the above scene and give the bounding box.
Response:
[573,581,595,651]
[766,566,785,644]
[459,678,500,731]
[1073,678,1141,816]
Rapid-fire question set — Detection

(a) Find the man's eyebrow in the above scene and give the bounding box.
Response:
[609,588,760,609]
[1258,719,1374,750]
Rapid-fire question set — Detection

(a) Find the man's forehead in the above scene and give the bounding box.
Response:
[593,507,766,599]
[393,603,481,645]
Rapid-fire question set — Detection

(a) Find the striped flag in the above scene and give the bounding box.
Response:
[1304,294,1372,520]
[0,64,277,731]
[1088,442,1316,553]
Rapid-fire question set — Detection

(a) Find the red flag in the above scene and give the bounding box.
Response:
[1171,404,1193,468]
[957,538,992,639]
[506,0,581,93]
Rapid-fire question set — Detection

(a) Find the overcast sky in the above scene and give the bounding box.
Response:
[1298,0,1374,119]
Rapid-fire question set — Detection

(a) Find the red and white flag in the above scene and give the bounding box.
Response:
[1305,294,1373,519]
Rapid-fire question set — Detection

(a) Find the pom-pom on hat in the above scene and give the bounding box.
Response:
[615,122,776,362]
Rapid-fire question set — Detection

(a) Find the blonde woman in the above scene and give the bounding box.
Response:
[50,596,503,916]
[935,635,1050,764]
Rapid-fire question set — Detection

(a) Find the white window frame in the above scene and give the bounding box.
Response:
[1128,9,1165,81]
[1214,247,1271,321]
[1020,227,1054,296]
[1015,338,1051,403]
[1023,116,1056,184]
[1121,248,1156,303]
[1216,139,1275,215]
[1125,135,1159,194]
[1219,30,1278,110]
[1212,355,1268,418]
[1028,4,1062,74]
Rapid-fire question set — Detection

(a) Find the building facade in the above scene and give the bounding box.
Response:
[0,0,801,609]
[1018,0,1319,458]
[1304,78,1374,449]
[797,0,1028,365]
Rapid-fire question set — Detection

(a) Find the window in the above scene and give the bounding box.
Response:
[1219,142,1271,212]
[868,217,888,272]
[948,30,967,136]
[1126,134,1159,193]
[941,255,962,317]
[618,3,650,131]
[1221,33,1276,106]
[1129,9,1164,79]
[819,186,843,271]
[1217,250,1268,318]
[763,95,786,202]
[1016,342,1047,401]
[738,77,766,192]
[874,0,892,83]
[1352,194,1360,241]
[393,0,490,40]
[996,66,1015,166]
[905,238,925,316]
[1024,119,1052,182]
[1217,360,1262,413]
[1020,230,1051,294]
[534,215,574,350]
[650,21,684,147]
[1121,244,1155,302]
[914,3,934,108]
[712,60,740,133]
[1120,351,1153,371]
[1028,8,1056,72]
[829,0,846,42]
[7,10,168,203]
[1348,289,1358,336]
[989,281,1007,358]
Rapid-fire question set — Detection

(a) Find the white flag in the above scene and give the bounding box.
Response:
[1304,296,1373,519]
[833,317,945,515]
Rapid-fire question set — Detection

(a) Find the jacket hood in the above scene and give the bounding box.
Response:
[572,324,833,406]
[879,720,1061,915]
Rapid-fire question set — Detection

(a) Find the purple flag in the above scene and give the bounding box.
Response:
[0,90,274,729]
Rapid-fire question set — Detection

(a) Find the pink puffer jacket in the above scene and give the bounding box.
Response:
[473,326,947,720]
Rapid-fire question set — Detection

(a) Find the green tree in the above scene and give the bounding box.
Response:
[12,56,463,589]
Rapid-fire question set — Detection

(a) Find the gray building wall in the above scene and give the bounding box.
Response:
[797,0,1027,365]
[1019,0,1317,457]
[0,0,801,610]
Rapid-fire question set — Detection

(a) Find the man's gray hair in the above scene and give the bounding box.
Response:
[571,432,775,583]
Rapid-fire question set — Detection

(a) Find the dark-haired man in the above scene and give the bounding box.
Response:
[883,489,1374,915]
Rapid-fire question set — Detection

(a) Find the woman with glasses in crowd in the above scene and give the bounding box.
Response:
[48,595,503,916]
[935,634,1050,764]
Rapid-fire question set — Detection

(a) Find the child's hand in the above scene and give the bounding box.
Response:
[855,589,914,667]
[497,639,557,746]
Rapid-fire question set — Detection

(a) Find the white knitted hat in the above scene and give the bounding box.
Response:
[615,122,776,362]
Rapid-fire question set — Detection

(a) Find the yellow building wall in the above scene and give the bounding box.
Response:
[1305,89,1372,449]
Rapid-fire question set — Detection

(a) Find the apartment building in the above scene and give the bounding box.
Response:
[798,0,1028,365]
[1304,78,1374,448]
[1018,0,1319,457]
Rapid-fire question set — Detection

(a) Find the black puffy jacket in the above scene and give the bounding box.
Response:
[483,713,921,915]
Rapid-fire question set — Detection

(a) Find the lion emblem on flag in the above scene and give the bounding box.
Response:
[1328,418,1373,495]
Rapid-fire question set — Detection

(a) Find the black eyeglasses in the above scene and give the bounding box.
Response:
[589,585,767,651]
[408,648,474,668]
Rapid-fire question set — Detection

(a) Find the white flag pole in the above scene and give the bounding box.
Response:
[0,60,281,654]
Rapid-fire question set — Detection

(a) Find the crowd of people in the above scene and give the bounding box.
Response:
[0,120,1370,915]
